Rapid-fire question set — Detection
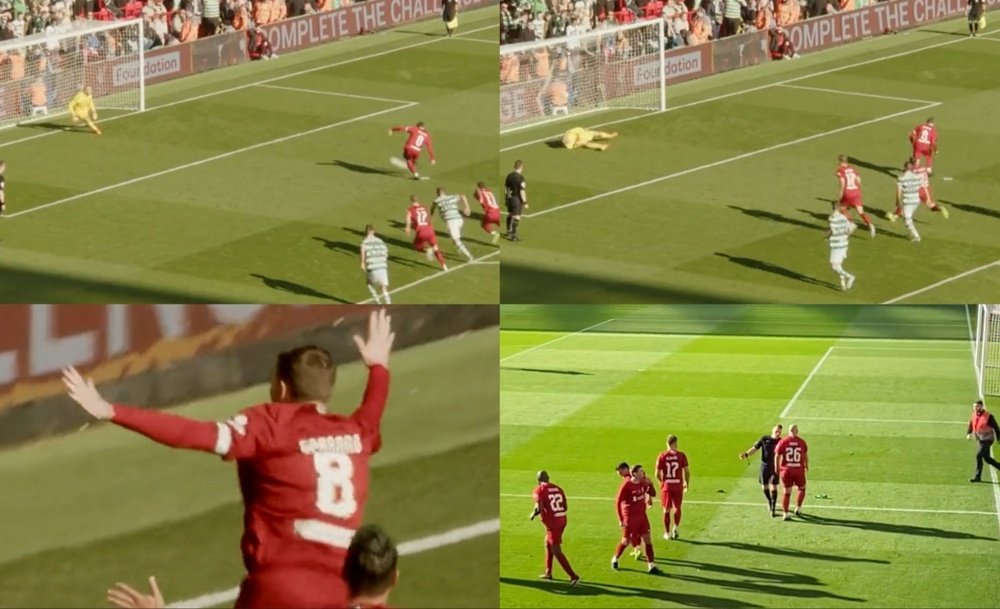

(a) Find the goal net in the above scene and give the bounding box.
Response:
[500,19,666,133]
[974,304,1000,398]
[0,18,145,132]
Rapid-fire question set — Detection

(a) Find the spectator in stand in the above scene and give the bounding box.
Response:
[768,24,796,58]
[121,0,140,18]
[270,0,285,23]
[752,0,774,31]
[667,8,689,47]
[201,0,220,36]
[171,5,197,44]
[252,0,270,26]
[286,0,316,18]
[688,9,711,43]
[500,51,520,84]
[721,0,745,36]
[247,26,274,59]
[28,76,46,116]
[775,0,799,25]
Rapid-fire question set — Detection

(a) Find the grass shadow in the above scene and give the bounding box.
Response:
[500,367,592,376]
[728,205,823,231]
[847,155,899,178]
[249,273,350,303]
[940,200,1000,220]
[681,538,890,564]
[318,160,397,176]
[499,576,763,606]
[312,236,425,268]
[714,252,836,290]
[797,512,995,540]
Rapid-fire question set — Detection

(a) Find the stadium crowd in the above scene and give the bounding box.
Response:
[501,0,877,47]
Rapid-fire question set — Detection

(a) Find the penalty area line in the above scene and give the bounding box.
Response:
[500,318,617,363]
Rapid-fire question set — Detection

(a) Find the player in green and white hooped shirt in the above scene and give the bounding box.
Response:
[360,224,391,304]
[827,201,857,291]
[431,187,474,262]
[894,159,925,242]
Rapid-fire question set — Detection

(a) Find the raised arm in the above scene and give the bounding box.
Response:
[350,311,395,446]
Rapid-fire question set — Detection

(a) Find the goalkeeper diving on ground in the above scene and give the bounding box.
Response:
[68,85,101,135]
[561,127,618,151]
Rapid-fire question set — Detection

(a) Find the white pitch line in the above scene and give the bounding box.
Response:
[255,84,416,105]
[500,28,997,152]
[0,23,496,151]
[778,83,940,105]
[499,493,995,516]
[500,318,616,363]
[882,260,1000,304]
[357,250,499,304]
[167,518,499,609]
[523,102,940,220]
[2,102,415,219]
[779,346,834,419]
[789,415,966,425]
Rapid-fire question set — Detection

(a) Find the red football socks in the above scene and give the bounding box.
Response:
[663,513,670,534]
[796,489,806,508]
[861,212,873,226]
[614,542,626,559]
[673,507,682,526]
[545,543,553,573]
[434,250,446,267]
[644,543,655,563]
[782,492,791,512]
[556,553,578,579]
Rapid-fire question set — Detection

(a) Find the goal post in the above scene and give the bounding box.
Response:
[974,304,1000,398]
[0,18,145,132]
[500,19,666,133]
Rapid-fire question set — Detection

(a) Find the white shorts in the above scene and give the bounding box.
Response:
[903,203,919,220]
[447,218,464,241]
[367,269,389,288]
[829,248,847,266]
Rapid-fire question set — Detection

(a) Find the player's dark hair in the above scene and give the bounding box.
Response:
[409,195,417,202]
[477,181,486,189]
[274,345,335,403]
[976,400,985,407]
[436,187,444,196]
[365,224,375,234]
[344,524,398,598]
[926,117,934,123]
[667,434,678,447]
[837,154,847,163]
[537,470,549,482]
[514,160,524,170]
[616,462,629,471]
[416,121,425,128]
[631,464,643,474]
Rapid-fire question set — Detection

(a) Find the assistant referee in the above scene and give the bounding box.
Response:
[968,399,1000,482]
[504,160,527,241]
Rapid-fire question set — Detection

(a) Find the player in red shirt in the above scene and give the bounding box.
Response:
[405,195,448,271]
[475,181,502,245]
[909,117,937,175]
[835,155,876,238]
[774,423,809,521]
[615,462,644,560]
[530,470,581,585]
[889,156,949,220]
[613,465,659,574]
[388,122,435,180]
[655,434,690,541]
[65,310,396,609]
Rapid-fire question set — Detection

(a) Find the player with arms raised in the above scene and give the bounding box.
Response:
[655,435,689,541]
[360,224,391,304]
[475,182,502,245]
[613,465,659,574]
[389,122,435,180]
[405,195,448,271]
[774,423,809,521]
[64,311,396,609]
[827,201,856,291]
[835,155,875,238]
[739,424,782,517]
[909,118,937,174]
[530,470,581,586]
[431,187,474,262]
[68,85,101,135]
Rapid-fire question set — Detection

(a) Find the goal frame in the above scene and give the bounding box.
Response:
[974,304,1000,398]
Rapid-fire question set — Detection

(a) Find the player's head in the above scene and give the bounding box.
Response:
[631,464,645,480]
[616,462,630,477]
[416,121,425,129]
[975,399,985,413]
[409,194,419,205]
[537,470,550,483]
[837,154,848,165]
[514,160,524,173]
[666,434,678,449]
[789,424,799,437]
[344,524,399,605]
[271,345,336,404]
[926,117,934,125]
[772,424,782,439]
[83,85,93,96]
[365,224,376,236]
[830,201,839,213]
[476,181,486,190]
[435,186,445,197]
[904,158,915,171]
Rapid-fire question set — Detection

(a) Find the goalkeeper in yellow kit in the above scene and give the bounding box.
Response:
[68,86,101,135]
[561,127,618,151]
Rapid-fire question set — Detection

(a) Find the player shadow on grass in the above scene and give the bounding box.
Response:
[681,538,890,564]
[658,567,865,602]
[499,577,763,607]
[383,219,496,250]
[500,366,592,376]
[654,557,821,586]
[847,156,899,178]
[805,203,911,239]
[728,206,824,231]
[311,237,425,269]
[249,273,352,303]
[319,160,399,176]
[714,253,837,290]
[23,122,75,132]
[939,200,1000,220]
[796,512,994,540]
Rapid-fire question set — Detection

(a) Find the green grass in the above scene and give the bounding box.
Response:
[499,306,1000,608]
[0,9,498,303]
[0,328,499,608]
[499,18,1000,303]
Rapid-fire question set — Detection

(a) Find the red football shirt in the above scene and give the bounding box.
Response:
[533,482,568,528]
[615,478,654,523]
[655,450,688,489]
[775,435,808,471]
[911,124,937,147]
[477,188,499,212]
[836,165,862,194]
[408,203,432,230]
[395,125,434,160]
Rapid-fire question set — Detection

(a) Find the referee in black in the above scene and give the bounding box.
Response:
[968,400,1000,482]
[969,0,985,37]
[739,424,782,517]
[504,160,527,241]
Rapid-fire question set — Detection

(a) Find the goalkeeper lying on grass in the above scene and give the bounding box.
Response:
[68,85,101,135]
[562,127,618,151]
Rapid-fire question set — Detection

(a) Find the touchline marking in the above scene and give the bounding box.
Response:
[357,250,499,304]
[778,83,939,105]
[255,84,416,105]
[788,415,966,425]
[0,23,496,151]
[3,102,416,219]
[167,518,499,609]
[779,346,834,419]
[500,28,997,152]
[882,260,1000,304]
[499,493,994,516]
[522,102,940,220]
[500,319,616,363]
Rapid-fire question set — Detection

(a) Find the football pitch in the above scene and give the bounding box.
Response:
[500,305,1000,608]
[0,329,499,608]
[499,17,1000,304]
[0,8,497,304]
